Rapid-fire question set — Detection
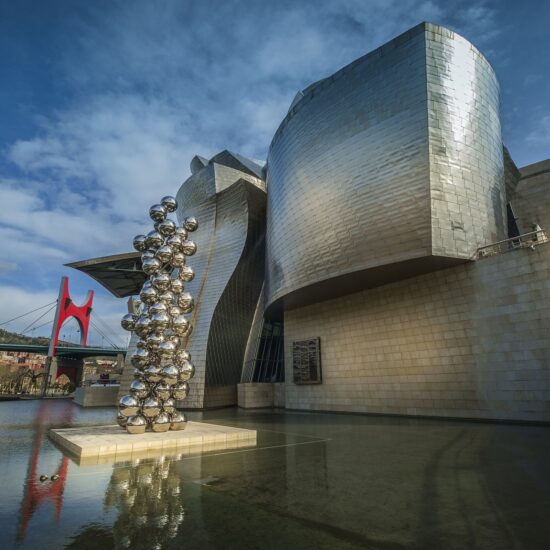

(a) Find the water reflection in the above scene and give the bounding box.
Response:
[16,401,73,544]
[104,456,185,548]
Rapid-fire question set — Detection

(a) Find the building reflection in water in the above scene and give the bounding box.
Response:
[104,456,185,548]
[17,401,73,544]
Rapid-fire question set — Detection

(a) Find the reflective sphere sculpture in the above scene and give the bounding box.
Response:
[145,230,164,249]
[130,379,149,400]
[178,265,195,282]
[117,412,129,427]
[154,382,171,400]
[144,365,163,383]
[126,415,147,435]
[130,348,149,368]
[142,397,162,418]
[161,195,178,212]
[183,216,199,232]
[178,361,195,381]
[117,196,198,433]
[155,245,173,264]
[151,412,171,433]
[162,398,176,414]
[121,313,137,331]
[172,381,189,400]
[170,411,187,431]
[142,257,162,275]
[158,219,176,237]
[161,365,179,385]
[181,240,197,256]
[151,272,171,291]
[119,395,141,417]
[170,252,186,268]
[177,293,194,312]
[170,278,184,295]
[133,234,148,252]
[149,204,167,222]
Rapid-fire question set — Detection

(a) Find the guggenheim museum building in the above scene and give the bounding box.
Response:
[72,23,550,422]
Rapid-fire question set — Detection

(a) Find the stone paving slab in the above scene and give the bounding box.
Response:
[49,421,257,460]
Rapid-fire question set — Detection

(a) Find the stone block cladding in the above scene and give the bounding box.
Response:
[284,243,550,422]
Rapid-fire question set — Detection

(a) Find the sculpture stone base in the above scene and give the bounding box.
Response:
[49,421,256,463]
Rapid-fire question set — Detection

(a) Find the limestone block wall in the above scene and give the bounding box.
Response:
[283,243,550,422]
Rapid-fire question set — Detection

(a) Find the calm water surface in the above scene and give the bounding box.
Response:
[0,399,549,549]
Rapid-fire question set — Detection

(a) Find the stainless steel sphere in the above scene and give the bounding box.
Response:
[119,395,140,417]
[175,226,188,240]
[141,249,156,261]
[161,196,178,212]
[134,315,152,337]
[145,332,164,350]
[149,204,167,222]
[171,314,190,335]
[171,381,189,400]
[183,216,198,232]
[162,398,176,414]
[142,257,162,275]
[159,290,175,305]
[167,334,181,347]
[139,285,158,305]
[155,245,173,264]
[150,311,170,331]
[168,305,182,317]
[136,338,147,349]
[154,381,171,400]
[170,252,186,268]
[158,219,176,237]
[149,301,167,315]
[151,412,171,433]
[133,368,144,379]
[181,240,197,256]
[117,412,129,427]
[145,230,164,249]
[161,365,179,385]
[158,340,176,358]
[177,293,194,312]
[133,234,148,252]
[178,361,195,381]
[178,265,195,282]
[151,272,171,291]
[170,278,184,294]
[130,379,149,399]
[126,415,147,435]
[175,349,191,363]
[142,397,161,418]
[170,411,187,431]
[130,347,149,367]
[166,235,183,252]
[144,365,163,383]
[121,313,137,331]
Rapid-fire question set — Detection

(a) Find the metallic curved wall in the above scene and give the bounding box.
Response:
[175,152,266,408]
[265,23,505,312]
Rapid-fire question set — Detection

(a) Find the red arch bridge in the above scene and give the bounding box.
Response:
[0,276,127,394]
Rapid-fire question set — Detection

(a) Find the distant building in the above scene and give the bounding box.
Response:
[72,23,550,421]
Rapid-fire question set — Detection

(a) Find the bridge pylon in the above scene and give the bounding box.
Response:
[42,277,94,396]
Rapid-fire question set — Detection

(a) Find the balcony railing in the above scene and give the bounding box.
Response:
[476,229,548,259]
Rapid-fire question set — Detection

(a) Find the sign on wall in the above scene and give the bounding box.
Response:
[292,338,322,384]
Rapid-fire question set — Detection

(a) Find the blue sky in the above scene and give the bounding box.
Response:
[0,0,549,343]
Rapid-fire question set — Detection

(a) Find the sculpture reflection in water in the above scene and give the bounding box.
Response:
[104,456,185,547]
[118,195,199,434]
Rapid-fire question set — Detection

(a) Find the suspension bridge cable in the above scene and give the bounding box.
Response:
[0,301,57,327]
[22,317,56,335]
[92,313,126,348]
[19,303,57,335]
[89,318,121,349]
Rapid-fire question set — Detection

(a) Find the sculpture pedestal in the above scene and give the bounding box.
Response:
[49,421,257,464]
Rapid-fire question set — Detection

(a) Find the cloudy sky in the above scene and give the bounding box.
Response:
[0,0,549,344]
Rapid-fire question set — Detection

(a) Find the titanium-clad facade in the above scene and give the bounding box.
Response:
[265,23,505,311]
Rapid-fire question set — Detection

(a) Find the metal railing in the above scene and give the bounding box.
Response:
[476,229,548,259]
